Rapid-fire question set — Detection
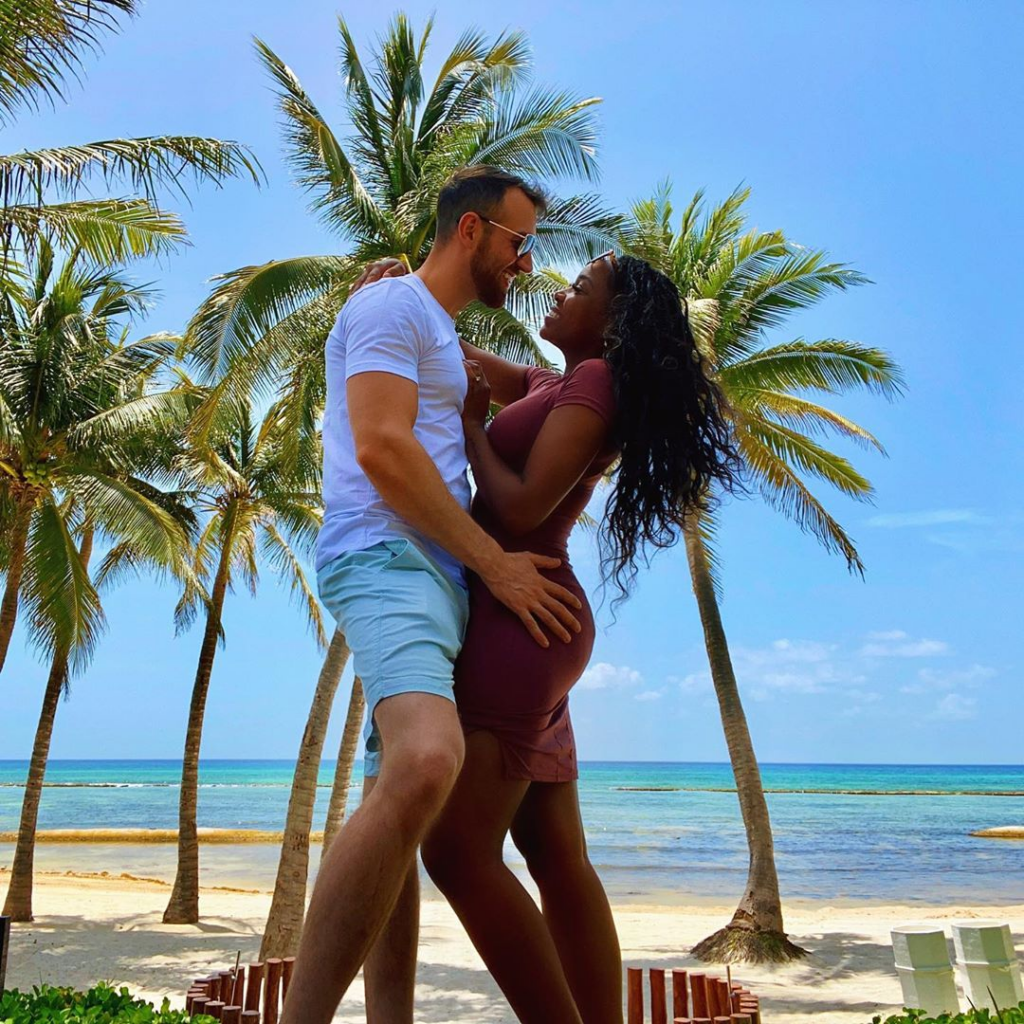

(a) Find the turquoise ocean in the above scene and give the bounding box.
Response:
[2,761,1023,905]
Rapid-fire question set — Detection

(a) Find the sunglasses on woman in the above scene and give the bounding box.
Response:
[476,214,538,258]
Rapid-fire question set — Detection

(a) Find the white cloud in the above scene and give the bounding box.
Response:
[634,689,664,702]
[861,633,950,658]
[578,662,643,691]
[917,664,995,690]
[866,509,990,528]
[930,693,978,721]
[670,672,712,695]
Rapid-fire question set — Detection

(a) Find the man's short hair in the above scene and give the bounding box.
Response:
[435,166,547,243]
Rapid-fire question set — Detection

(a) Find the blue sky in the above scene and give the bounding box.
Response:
[1,0,1021,764]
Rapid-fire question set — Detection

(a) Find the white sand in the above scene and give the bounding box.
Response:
[2,868,1021,1023]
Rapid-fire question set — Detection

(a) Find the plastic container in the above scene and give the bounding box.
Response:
[952,921,1024,1012]
[891,926,960,1016]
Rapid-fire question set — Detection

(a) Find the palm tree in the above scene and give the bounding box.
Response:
[177,12,618,947]
[322,676,364,854]
[0,239,192,675]
[162,397,325,924]
[619,185,904,962]
[0,244,194,921]
[0,0,260,271]
[260,629,350,959]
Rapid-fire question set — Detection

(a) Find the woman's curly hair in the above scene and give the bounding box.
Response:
[600,255,741,600]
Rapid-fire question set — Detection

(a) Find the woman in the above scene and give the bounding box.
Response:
[355,251,736,1021]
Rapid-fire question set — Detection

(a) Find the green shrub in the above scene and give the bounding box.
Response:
[872,1005,1024,1023]
[0,983,215,1023]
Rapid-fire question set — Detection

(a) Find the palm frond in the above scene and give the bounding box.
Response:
[0,137,262,206]
[470,87,601,183]
[735,426,865,574]
[2,197,187,262]
[20,494,105,668]
[183,255,353,383]
[722,339,905,395]
[261,521,327,649]
[0,0,136,122]
[537,193,622,266]
[456,302,549,365]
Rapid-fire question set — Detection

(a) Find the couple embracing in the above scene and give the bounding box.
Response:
[282,166,737,1024]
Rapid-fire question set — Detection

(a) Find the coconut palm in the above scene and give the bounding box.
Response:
[260,629,350,959]
[0,244,195,921]
[162,397,325,924]
[0,0,260,268]
[322,676,364,854]
[0,239,193,676]
[618,185,903,961]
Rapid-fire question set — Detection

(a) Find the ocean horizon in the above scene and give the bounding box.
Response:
[3,760,1023,905]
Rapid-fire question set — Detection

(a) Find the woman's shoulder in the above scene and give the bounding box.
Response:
[524,364,562,393]
[553,358,616,424]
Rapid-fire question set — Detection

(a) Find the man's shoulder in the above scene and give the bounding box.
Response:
[341,275,427,325]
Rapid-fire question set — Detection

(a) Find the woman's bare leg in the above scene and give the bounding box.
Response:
[421,731,584,1024]
[511,780,623,1024]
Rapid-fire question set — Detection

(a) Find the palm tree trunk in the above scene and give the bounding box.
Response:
[684,524,805,963]
[3,524,94,922]
[163,522,234,924]
[0,492,35,676]
[322,674,364,855]
[259,630,351,959]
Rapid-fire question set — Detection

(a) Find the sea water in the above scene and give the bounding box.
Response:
[1,760,1022,904]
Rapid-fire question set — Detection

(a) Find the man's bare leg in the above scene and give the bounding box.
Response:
[280,694,463,1024]
[362,774,420,1024]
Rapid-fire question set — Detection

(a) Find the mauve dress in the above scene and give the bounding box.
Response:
[453,358,618,782]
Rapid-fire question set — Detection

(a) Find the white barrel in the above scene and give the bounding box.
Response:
[952,922,1023,1012]
[891,926,960,1016]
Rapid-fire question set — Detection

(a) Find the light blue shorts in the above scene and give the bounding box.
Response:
[316,539,469,777]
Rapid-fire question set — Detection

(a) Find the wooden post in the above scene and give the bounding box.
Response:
[240,1013,260,1023]
[672,970,689,1018]
[264,958,283,1024]
[690,973,709,1019]
[730,1015,752,1023]
[205,1001,226,1020]
[0,915,10,992]
[713,1017,732,1024]
[191,996,210,1016]
[650,967,667,1024]
[220,970,235,999]
[222,1007,242,1024]
[282,956,295,999]
[207,975,222,1002]
[627,967,644,1024]
[673,1019,694,1024]
[245,963,265,1012]
[230,969,245,1007]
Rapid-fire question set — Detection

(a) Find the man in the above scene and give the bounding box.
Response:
[282,166,582,1024]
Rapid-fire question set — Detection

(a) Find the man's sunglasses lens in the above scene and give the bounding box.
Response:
[518,234,537,257]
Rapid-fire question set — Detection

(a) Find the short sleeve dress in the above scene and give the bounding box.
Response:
[453,358,618,782]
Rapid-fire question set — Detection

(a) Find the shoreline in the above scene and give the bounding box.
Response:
[3,869,1022,1023]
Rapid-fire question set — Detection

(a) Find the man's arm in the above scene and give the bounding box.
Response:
[348,370,581,647]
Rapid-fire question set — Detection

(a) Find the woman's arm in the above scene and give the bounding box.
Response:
[462,368,608,536]
[459,339,530,408]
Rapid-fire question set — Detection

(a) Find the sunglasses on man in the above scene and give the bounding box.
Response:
[476,214,538,258]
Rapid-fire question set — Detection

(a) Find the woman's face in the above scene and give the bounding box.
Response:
[538,256,615,358]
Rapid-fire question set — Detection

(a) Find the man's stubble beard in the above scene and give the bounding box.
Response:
[469,245,509,310]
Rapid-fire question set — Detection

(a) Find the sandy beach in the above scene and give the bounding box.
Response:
[4,866,1020,1023]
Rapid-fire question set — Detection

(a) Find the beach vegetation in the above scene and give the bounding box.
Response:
[618,184,903,961]
[871,1006,1024,1023]
[0,981,214,1022]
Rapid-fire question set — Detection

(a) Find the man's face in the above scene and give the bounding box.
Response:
[469,187,538,309]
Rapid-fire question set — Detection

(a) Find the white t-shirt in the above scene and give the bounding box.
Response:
[316,274,470,587]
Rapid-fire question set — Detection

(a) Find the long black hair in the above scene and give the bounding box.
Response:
[600,255,741,600]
